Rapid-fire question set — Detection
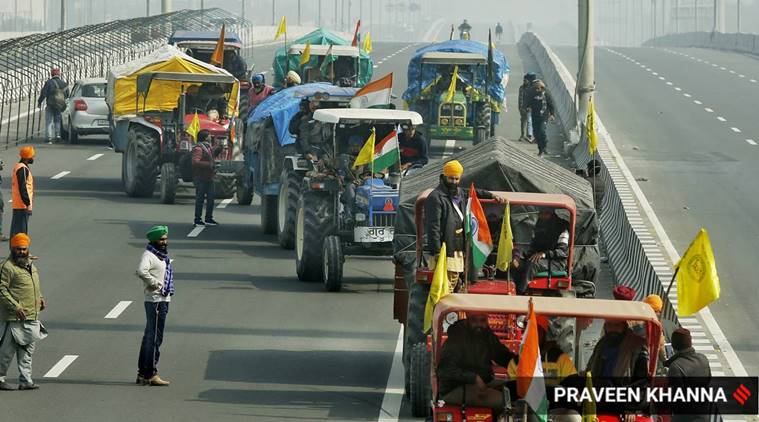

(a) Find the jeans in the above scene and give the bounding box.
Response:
[137,301,169,378]
[0,323,36,386]
[45,109,62,141]
[10,209,29,237]
[194,179,215,221]
[532,114,547,153]
[520,111,533,138]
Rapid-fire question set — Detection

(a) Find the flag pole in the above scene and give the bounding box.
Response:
[664,266,680,301]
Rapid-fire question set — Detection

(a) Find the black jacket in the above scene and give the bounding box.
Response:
[437,319,515,396]
[527,216,569,259]
[399,131,428,166]
[518,84,530,113]
[36,77,69,108]
[665,347,711,421]
[425,181,493,257]
[527,83,555,119]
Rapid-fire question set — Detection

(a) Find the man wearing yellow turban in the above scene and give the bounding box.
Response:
[424,160,504,289]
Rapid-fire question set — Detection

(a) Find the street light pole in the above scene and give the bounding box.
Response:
[272,0,275,25]
[737,0,741,33]
[319,0,322,27]
[60,0,66,31]
[695,0,699,32]
[578,0,595,139]
[298,0,301,25]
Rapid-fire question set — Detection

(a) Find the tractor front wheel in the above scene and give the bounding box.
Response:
[474,102,492,145]
[261,195,278,234]
[322,235,344,292]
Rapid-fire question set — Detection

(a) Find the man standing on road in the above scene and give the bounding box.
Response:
[36,67,69,144]
[135,226,173,387]
[192,130,223,227]
[518,72,537,142]
[527,80,555,157]
[0,233,46,391]
[11,147,35,237]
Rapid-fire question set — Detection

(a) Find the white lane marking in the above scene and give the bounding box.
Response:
[730,127,741,133]
[87,153,104,161]
[376,326,403,422]
[751,79,757,83]
[658,76,665,80]
[666,81,673,86]
[717,116,727,122]
[694,100,703,105]
[712,63,718,67]
[216,198,234,209]
[373,65,378,68]
[739,74,745,78]
[44,355,78,378]
[746,139,757,145]
[652,72,658,75]
[51,171,70,179]
[104,301,133,319]
[720,66,726,70]
[729,70,735,74]
[187,226,205,237]
[683,93,692,97]
[674,87,682,91]
[704,107,713,112]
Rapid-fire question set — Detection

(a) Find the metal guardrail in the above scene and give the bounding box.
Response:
[0,8,256,148]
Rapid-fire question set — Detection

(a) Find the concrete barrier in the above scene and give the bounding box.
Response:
[647,30,759,58]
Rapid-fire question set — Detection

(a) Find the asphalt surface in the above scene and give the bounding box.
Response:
[553,45,759,375]
[0,40,533,421]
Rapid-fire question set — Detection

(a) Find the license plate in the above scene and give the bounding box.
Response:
[94,119,109,126]
[354,226,394,243]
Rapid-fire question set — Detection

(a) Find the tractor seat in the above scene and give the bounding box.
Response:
[534,270,568,278]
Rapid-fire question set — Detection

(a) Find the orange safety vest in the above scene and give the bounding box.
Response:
[11,162,33,210]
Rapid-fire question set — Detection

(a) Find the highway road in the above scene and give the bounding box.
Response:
[553,45,759,375]
[0,40,529,421]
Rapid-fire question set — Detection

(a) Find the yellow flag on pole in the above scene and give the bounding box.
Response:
[495,202,513,271]
[299,42,312,66]
[423,242,450,332]
[186,112,200,142]
[445,65,459,103]
[587,97,598,154]
[363,31,373,54]
[352,128,375,169]
[675,228,721,316]
[210,24,225,67]
[274,16,287,40]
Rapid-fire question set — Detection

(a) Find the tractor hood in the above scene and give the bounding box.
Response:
[184,113,229,136]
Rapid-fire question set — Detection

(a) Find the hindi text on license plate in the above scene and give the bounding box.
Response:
[354,226,394,243]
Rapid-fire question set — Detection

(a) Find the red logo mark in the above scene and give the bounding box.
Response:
[733,384,751,406]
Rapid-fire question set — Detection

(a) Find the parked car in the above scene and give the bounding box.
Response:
[62,77,109,143]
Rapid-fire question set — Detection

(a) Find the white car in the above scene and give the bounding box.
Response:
[61,77,109,143]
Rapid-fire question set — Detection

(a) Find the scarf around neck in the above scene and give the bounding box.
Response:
[147,244,174,296]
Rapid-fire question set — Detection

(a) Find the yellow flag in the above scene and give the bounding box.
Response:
[582,371,596,422]
[186,112,200,142]
[587,97,598,154]
[299,42,312,66]
[210,24,225,67]
[495,202,513,271]
[445,65,459,103]
[363,31,373,54]
[274,16,287,40]
[352,128,375,169]
[423,242,450,332]
[675,228,720,316]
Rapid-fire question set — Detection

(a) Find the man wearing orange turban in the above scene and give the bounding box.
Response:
[10,146,35,237]
[0,233,46,390]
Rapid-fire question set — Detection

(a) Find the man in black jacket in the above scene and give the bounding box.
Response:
[527,80,555,157]
[510,208,570,294]
[399,124,428,170]
[425,160,503,290]
[666,328,711,422]
[36,67,69,144]
[518,72,537,142]
[438,314,516,411]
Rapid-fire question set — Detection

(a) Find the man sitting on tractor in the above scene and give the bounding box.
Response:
[399,124,428,172]
[291,99,330,161]
[425,160,504,291]
[587,319,649,379]
[338,133,371,223]
[510,207,570,294]
[437,313,516,414]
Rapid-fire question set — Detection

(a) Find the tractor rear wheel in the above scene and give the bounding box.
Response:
[474,102,492,145]
[159,162,177,204]
[238,88,250,119]
[277,168,301,249]
[236,171,253,205]
[123,126,159,197]
[322,235,344,292]
[295,191,334,282]
[409,342,431,417]
[260,195,278,234]
[404,280,430,397]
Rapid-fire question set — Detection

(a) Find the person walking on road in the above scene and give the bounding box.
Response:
[191,130,223,227]
[0,233,46,391]
[518,72,537,142]
[36,67,69,144]
[495,22,504,41]
[665,328,711,422]
[527,80,555,157]
[136,225,174,387]
[11,147,35,237]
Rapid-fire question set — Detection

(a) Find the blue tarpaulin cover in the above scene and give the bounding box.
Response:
[247,83,357,146]
[402,40,510,104]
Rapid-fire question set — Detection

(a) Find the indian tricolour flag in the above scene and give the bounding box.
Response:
[350,73,393,108]
[517,300,549,422]
[372,129,400,171]
[466,184,493,269]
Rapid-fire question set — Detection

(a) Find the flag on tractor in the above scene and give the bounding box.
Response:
[274,16,287,40]
[363,31,373,54]
[350,73,393,108]
[445,65,459,103]
[495,202,513,271]
[516,300,549,421]
[423,242,450,332]
[587,97,598,154]
[582,371,597,422]
[186,112,200,142]
[299,42,312,67]
[675,228,721,316]
[210,24,225,67]
[352,127,376,169]
[466,184,493,269]
[351,19,362,46]
[487,29,494,83]
[449,24,455,40]
[320,44,337,77]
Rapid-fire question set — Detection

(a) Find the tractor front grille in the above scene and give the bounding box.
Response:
[370,212,396,227]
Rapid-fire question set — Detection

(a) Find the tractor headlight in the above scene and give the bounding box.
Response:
[440,118,449,125]
[454,118,464,126]
[453,104,465,115]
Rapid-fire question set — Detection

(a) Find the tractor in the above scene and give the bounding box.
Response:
[294,108,422,292]
[111,71,243,203]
